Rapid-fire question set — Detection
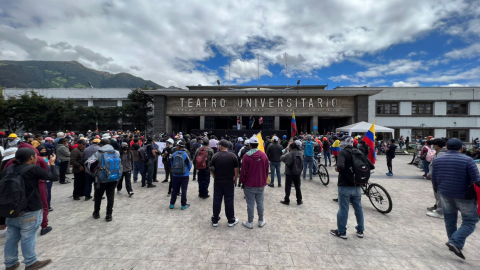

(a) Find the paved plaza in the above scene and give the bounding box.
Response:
[2,155,480,269]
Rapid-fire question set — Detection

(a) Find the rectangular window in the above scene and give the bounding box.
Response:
[376,102,398,115]
[411,129,434,142]
[412,102,433,115]
[447,129,469,142]
[447,102,468,115]
[74,100,89,107]
[93,100,118,107]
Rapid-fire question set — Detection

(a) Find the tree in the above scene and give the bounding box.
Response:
[125,88,154,131]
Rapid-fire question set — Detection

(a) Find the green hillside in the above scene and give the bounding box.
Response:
[0,61,163,89]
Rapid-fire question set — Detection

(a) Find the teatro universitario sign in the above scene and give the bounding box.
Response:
[167,96,355,116]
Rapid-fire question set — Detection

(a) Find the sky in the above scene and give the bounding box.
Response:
[0,0,479,89]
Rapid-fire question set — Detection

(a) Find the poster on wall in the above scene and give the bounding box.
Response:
[156,142,166,169]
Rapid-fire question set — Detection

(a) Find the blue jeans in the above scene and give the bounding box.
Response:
[324,152,331,166]
[303,156,314,179]
[423,160,430,175]
[441,195,479,249]
[46,181,53,208]
[270,161,282,185]
[133,161,145,182]
[143,160,154,185]
[197,168,210,197]
[170,176,189,206]
[4,210,43,268]
[84,173,94,198]
[337,186,364,234]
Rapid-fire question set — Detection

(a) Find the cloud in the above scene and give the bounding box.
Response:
[393,81,420,87]
[445,43,480,59]
[167,80,178,87]
[222,58,273,84]
[356,59,425,78]
[329,74,360,83]
[407,51,428,57]
[0,0,473,87]
[407,67,480,83]
[442,83,470,87]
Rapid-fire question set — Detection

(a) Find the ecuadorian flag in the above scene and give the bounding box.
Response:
[291,111,297,138]
[363,121,376,164]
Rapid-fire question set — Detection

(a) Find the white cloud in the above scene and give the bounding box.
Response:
[393,81,420,87]
[442,83,470,87]
[445,43,480,59]
[223,59,273,84]
[407,67,480,83]
[167,80,178,87]
[0,0,472,87]
[329,74,359,83]
[356,59,425,78]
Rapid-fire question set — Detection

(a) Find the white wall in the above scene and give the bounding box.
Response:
[471,129,480,141]
[399,128,410,138]
[399,101,412,115]
[470,102,480,115]
[434,129,447,138]
[434,102,446,115]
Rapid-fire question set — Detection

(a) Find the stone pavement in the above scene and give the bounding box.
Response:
[1,155,480,269]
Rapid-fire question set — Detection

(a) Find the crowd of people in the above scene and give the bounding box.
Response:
[0,128,479,269]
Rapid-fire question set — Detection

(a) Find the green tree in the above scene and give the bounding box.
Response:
[124,88,154,131]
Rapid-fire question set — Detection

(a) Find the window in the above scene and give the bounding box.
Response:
[412,102,433,115]
[447,102,468,115]
[447,129,469,142]
[93,100,118,107]
[74,100,88,107]
[411,129,434,142]
[376,102,398,115]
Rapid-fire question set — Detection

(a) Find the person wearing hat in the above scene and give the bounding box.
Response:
[331,136,373,240]
[209,139,240,227]
[169,140,192,210]
[6,133,21,149]
[281,135,289,149]
[432,138,480,260]
[1,148,58,270]
[322,137,332,167]
[117,142,134,196]
[234,137,244,158]
[280,139,303,205]
[240,136,269,229]
[266,136,283,187]
[70,140,87,200]
[193,138,214,199]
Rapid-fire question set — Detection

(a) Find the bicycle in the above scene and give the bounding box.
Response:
[360,181,392,214]
[312,153,329,186]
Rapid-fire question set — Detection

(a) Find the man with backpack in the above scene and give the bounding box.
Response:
[141,138,157,188]
[86,139,123,222]
[280,141,303,205]
[331,136,374,239]
[210,139,240,227]
[161,138,174,187]
[193,138,214,199]
[303,135,316,180]
[169,141,192,210]
[266,136,283,187]
[421,140,435,179]
[1,148,58,270]
[385,139,397,176]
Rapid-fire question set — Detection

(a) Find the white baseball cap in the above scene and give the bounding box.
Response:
[250,136,259,144]
[2,147,18,161]
[102,133,111,139]
[238,137,244,142]
[245,139,250,145]
[273,136,279,142]
[167,139,174,144]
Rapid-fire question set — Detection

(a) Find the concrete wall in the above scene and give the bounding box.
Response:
[399,101,412,115]
[434,102,446,115]
[470,102,480,115]
[434,129,447,138]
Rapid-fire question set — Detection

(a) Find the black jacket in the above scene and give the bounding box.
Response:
[266,143,283,162]
[359,145,369,156]
[336,146,355,186]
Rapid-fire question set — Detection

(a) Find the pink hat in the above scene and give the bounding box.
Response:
[45,137,53,141]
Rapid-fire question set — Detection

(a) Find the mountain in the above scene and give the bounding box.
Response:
[0,60,164,89]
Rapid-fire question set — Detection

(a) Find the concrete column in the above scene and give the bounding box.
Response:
[311,116,318,134]
[165,116,172,134]
[200,116,205,130]
[434,102,447,115]
[88,100,93,107]
[153,95,167,133]
[117,100,122,107]
[399,101,412,115]
[354,95,369,122]
[274,116,280,130]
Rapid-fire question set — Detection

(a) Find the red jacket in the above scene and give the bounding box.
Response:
[240,150,269,187]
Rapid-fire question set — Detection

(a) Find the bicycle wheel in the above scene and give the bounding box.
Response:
[367,183,392,214]
[317,164,329,186]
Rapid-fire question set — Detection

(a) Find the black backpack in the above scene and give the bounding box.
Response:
[290,151,303,175]
[350,148,372,185]
[0,164,37,218]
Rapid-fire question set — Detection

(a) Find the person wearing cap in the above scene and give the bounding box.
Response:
[432,138,480,260]
[331,136,373,240]
[240,136,269,229]
[131,138,145,184]
[281,135,289,149]
[161,139,174,192]
[70,140,87,200]
[234,137,244,158]
[322,137,332,166]
[193,138,214,199]
[169,140,192,210]
[210,139,239,227]
[302,135,317,181]
[1,148,58,270]
[118,142,134,196]
[266,136,283,187]
[6,133,21,149]
[426,138,447,219]
[280,139,303,205]
[82,138,101,200]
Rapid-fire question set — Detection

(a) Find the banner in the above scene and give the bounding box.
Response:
[156,142,166,169]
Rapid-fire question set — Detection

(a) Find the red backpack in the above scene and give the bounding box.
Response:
[196,147,208,169]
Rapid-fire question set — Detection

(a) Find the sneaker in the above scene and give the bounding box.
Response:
[48,207,53,212]
[147,184,156,188]
[212,222,219,227]
[162,179,168,183]
[427,205,437,211]
[181,204,190,210]
[192,178,197,181]
[117,190,122,194]
[106,215,113,222]
[386,172,393,176]
[357,231,364,238]
[268,184,274,187]
[278,184,281,187]
[40,226,53,236]
[169,204,174,209]
[333,198,338,202]
[6,262,19,270]
[258,220,266,227]
[85,197,92,201]
[0,228,7,237]
[25,259,52,270]
[426,210,444,219]
[153,179,159,182]
[128,191,134,197]
[92,211,100,219]
[297,201,303,205]
[141,183,146,187]
[280,200,289,205]
[228,218,239,227]
[446,242,465,260]
[330,229,347,239]
[242,221,253,229]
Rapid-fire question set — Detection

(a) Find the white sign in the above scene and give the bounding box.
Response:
[156,142,166,169]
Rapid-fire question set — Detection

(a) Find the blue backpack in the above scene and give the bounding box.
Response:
[98,150,122,183]
[172,151,187,175]
[305,141,314,157]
